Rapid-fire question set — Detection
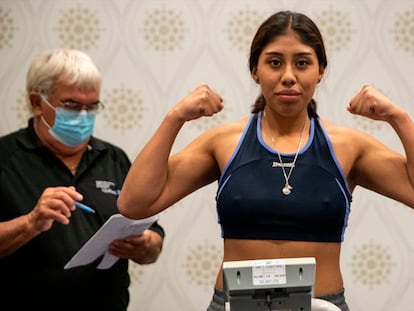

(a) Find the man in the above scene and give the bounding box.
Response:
[0,48,164,311]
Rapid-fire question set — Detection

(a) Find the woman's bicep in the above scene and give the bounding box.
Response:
[156,143,219,208]
[352,135,414,205]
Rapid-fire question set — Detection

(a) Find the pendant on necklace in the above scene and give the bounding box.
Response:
[282,184,293,195]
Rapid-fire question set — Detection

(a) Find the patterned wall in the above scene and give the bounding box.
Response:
[1,0,414,310]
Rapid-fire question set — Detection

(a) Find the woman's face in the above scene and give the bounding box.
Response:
[252,32,324,116]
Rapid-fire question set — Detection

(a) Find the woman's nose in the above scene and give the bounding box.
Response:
[281,65,296,86]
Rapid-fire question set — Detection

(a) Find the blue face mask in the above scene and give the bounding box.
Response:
[40,96,96,147]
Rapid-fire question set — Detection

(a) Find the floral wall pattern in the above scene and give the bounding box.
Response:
[1,1,414,310]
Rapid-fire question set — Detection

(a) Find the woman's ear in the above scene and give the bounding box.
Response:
[317,68,325,83]
[252,68,259,84]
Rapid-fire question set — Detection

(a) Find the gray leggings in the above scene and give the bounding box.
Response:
[206,288,350,311]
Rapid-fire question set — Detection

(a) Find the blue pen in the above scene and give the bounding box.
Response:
[75,201,96,214]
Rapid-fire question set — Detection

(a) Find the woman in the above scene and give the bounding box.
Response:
[118,11,414,311]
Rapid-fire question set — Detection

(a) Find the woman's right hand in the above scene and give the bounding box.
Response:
[172,84,224,122]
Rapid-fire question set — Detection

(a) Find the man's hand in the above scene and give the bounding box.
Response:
[108,229,163,265]
[27,186,82,234]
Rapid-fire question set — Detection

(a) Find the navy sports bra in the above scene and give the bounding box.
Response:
[216,112,351,242]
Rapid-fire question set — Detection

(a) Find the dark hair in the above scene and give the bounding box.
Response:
[249,11,327,118]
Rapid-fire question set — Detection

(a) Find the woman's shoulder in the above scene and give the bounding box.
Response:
[319,118,367,139]
[319,117,380,156]
[193,115,250,158]
[202,115,250,138]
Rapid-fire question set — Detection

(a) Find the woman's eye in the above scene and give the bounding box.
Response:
[269,59,281,67]
[297,60,309,68]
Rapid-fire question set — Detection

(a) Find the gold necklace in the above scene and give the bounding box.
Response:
[263,111,307,195]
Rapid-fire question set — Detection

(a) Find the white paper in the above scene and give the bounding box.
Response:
[64,213,159,270]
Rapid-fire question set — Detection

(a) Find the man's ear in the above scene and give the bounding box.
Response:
[29,92,42,116]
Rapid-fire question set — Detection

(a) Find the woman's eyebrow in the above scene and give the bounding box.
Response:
[264,51,314,57]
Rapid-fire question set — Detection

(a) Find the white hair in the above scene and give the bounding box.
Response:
[26,48,102,96]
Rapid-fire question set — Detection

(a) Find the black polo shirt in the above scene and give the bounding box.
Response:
[0,118,164,311]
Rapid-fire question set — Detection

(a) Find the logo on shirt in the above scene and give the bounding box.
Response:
[272,161,295,168]
[95,180,120,195]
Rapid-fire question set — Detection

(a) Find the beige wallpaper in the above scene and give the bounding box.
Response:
[1,0,414,310]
